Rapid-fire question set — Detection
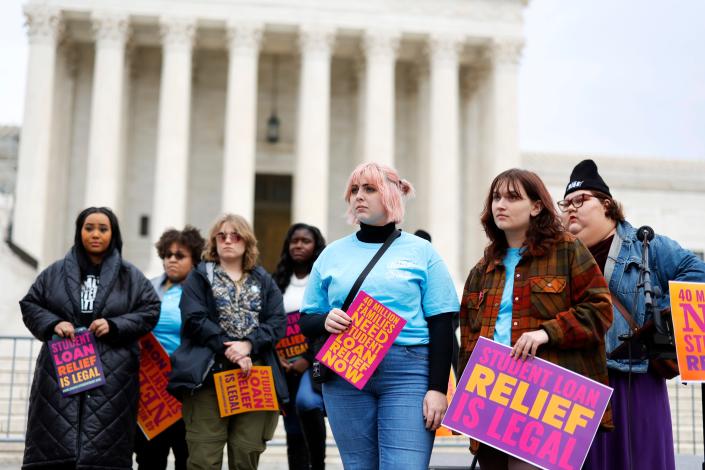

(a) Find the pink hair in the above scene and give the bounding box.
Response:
[343,162,415,225]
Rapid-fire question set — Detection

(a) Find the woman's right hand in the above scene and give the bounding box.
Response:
[54,321,75,340]
[277,353,292,372]
[325,308,351,334]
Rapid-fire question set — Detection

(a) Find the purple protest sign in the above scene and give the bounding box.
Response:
[315,291,406,390]
[49,330,106,396]
[442,337,612,470]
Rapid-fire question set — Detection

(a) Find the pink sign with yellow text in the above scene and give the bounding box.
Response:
[442,337,612,470]
[315,291,406,390]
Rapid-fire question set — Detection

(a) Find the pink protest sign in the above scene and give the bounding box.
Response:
[442,337,612,470]
[49,330,106,396]
[315,291,406,390]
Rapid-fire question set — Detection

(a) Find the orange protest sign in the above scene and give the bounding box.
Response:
[138,333,182,440]
[213,366,279,417]
[669,281,705,382]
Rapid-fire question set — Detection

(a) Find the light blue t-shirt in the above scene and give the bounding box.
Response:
[300,232,460,345]
[152,284,183,355]
[495,248,522,346]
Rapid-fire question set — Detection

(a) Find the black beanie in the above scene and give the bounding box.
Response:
[564,159,611,198]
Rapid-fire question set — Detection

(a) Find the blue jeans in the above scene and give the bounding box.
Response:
[283,371,325,436]
[297,370,325,412]
[322,344,434,470]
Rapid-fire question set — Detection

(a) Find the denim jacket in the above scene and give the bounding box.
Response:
[604,220,705,372]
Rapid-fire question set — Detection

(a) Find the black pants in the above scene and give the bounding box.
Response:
[134,419,188,470]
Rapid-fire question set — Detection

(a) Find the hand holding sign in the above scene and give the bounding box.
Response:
[89,318,110,338]
[325,308,352,334]
[224,341,253,377]
[511,329,549,360]
[54,321,75,340]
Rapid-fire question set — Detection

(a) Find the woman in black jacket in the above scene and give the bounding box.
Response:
[20,207,160,469]
[167,213,287,470]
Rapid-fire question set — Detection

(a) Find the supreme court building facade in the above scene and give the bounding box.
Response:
[13,0,705,283]
[13,0,527,278]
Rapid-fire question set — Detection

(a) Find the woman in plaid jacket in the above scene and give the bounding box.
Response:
[458,169,613,469]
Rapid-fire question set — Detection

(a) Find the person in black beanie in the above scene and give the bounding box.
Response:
[559,159,705,470]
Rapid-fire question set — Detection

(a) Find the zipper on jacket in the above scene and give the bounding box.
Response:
[76,392,84,462]
[190,356,216,396]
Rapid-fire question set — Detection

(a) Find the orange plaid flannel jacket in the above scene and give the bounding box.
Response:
[459,233,614,430]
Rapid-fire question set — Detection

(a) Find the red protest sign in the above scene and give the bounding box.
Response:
[213,366,279,417]
[137,333,182,440]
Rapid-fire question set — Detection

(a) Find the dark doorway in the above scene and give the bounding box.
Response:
[254,174,292,273]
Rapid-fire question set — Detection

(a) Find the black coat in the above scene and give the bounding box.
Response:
[20,248,160,469]
[167,262,289,404]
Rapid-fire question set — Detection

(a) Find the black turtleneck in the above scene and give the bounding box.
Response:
[356,222,396,243]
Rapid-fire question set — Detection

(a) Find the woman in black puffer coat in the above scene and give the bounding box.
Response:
[20,207,160,470]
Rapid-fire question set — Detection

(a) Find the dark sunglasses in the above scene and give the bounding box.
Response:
[164,251,187,261]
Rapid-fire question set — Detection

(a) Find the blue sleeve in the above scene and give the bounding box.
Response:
[421,247,460,317]
[654,234,705,307]
[300,260,330,315]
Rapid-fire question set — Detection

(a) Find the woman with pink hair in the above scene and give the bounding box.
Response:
[299,162,459,469]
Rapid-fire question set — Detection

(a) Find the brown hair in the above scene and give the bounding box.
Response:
[481,169,564,262]
[590,191,626,223]
[155,225,205,266]
[203,214,259,271]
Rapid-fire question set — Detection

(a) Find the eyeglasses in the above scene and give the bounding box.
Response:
[216,232,243,243]
[164,251,187,261]
[557,194,595,212]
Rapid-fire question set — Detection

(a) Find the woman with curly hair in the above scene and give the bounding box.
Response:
[134,225,206,470]
[458,169,613,469]
[272,223,327,470]
[167,214,287,470]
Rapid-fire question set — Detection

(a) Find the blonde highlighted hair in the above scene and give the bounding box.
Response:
[203,213,259,271]
[343,162,415,225]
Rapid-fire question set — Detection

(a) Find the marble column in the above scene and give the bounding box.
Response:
[84,12,129,212]
[148,17,195,275]
[461,67,487,269]
[292,26,334,235]
[427,34,463,281]
[482,39,523,177]
[12,5,63,267]
[362,30,399,166]
[221,22,262,222]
